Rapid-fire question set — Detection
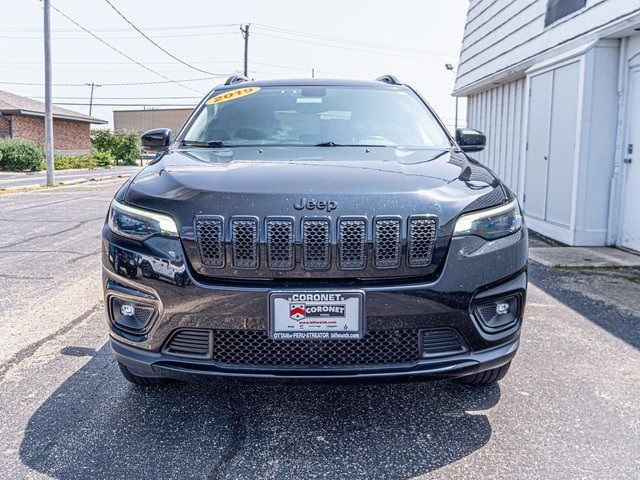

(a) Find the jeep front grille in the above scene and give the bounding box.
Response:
[231,218,258,269]
[408,216,438,267]
[338,218,366,269]
[302,219,331,269]
[266,218,294,270]
[193,215,439,276]
[195,217,224,268]
[374,218,401,268]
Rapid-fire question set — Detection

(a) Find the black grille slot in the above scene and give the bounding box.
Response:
[209,329,419,367]
[302,219,330,269]
[408,216,437,267]
[164,329,211,358]
[266,219,294,270]
[195,217,224,268]
[232,218,258,269]
[420,328,467,358]
[338,218,366,270]
[133,305,154,325]
[374,218,401,268]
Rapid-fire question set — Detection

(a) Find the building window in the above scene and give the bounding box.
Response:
[545,0,587,27]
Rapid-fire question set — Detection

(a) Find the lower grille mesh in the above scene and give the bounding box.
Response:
[164,329,211,358]
[210,329,419,367]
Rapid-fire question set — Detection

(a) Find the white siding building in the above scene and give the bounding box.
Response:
[454,0,640,251]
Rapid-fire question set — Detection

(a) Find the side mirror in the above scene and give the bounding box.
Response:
[141,128,172,151]
[456,128,486,153]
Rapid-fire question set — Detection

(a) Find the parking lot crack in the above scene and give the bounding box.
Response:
[0,303,101,382]
[208,386,247,480]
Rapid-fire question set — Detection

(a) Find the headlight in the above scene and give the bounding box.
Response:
[454,199,522,240]
[108,199,178,240]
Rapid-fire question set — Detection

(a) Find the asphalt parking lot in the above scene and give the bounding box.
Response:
[0,180,638,479]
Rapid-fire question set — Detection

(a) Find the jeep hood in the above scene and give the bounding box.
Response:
[123,146,505,227]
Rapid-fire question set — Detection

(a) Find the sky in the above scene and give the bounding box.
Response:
[0,0,469,132]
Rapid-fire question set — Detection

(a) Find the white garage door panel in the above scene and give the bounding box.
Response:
[546,62,580,227]
[621,69,640,252]
[524,71,553,220]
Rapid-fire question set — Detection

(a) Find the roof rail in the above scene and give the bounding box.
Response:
[224,74,250,86]
[375,75,402,85]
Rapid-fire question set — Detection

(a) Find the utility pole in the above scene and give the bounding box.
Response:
[43,0,54,186]
[86,82,101,116]
[445,63,459,132]
[240,24,250,77]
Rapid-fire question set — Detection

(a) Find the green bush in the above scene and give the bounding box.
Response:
[90,129,141,165]
[91,150,115,167]
[53,155,97,170]
[0,138,45,171]
[37,151,114,170]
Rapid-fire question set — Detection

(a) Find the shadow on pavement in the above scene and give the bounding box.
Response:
[529,263,640,350]
[20,344,500,479]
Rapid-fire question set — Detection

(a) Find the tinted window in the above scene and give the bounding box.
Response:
[183,86,451,148]
[545,0,586,27]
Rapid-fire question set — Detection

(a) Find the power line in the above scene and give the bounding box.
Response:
[32,95,202,99]
[252,31,453,62]
[253,24,456,59]
[0,23,241,32]
[0,75,228,87]
[47,2,204,93]
[53,102,197,107]
[102,0,220,75]
[0,31,238,40]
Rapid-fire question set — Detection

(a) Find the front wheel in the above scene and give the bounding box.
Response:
[457,362,511,385]
[118,362,171,386]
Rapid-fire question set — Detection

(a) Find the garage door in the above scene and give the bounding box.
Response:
[620,67,640,252]
[524,62,580,227]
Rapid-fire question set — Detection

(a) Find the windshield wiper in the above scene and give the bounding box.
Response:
[314,141,390,147]
[182,140,226,148]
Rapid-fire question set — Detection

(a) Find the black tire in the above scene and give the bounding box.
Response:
[118,362,171,386]
[457,362,511,385]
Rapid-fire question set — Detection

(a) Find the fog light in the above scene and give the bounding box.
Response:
[496,302,511,315]
[473,294,521,333]
[109,297,157,336]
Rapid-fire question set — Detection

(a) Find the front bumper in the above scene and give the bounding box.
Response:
[102,226,528,382]
[112,336,519,383]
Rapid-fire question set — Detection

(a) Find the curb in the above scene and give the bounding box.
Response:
[0,174,131,194]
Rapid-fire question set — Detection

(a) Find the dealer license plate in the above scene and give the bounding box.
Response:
[269,291,365,340]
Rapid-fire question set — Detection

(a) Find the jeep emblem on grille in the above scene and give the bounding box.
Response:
[294,198,338,211]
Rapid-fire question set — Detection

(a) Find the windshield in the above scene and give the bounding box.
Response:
[182,85,451,148]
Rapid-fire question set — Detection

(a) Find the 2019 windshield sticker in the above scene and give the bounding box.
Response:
[205,87,261,105]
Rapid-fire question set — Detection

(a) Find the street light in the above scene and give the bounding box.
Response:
[445,64,459,132]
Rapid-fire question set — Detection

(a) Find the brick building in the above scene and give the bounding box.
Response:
[0,89,106,154]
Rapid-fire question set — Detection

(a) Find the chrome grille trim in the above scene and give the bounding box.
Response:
[302,218,331,269]
[266,217,295,270]
[231,217,259,269]
[338,217,367,270]
[195,216,225,268]
[374,217,401,269]
[408,215,438,267]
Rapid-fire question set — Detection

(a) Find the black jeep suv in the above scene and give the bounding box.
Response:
[102,75,527,386]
